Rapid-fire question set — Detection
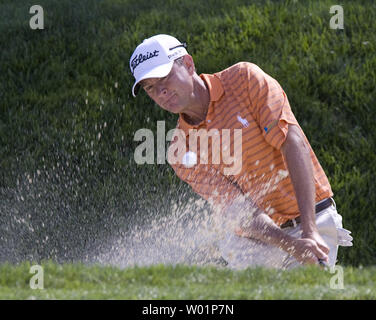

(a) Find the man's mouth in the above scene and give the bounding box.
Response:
[163,93,176,106]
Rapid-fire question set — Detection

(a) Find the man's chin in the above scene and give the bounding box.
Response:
[164,104,184,114]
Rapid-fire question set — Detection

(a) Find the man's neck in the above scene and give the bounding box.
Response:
[181,74,210,126]
[182,108,207,125]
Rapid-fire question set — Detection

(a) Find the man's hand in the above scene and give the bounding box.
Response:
[302,230,330,264]
[303,230,330,253]
[288,232,329,265]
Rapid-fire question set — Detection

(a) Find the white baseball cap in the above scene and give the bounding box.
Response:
[130,34,188,97]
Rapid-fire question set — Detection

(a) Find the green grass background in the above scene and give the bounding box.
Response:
[0,0,375,299]
[1,262,375,299]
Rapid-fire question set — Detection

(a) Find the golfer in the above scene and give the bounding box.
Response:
[129,34,352,269]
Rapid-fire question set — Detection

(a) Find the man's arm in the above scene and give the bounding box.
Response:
[233,124,330,266]
[234,203,329,265]
[280,124,330,261]
[238,64,329,264]
[280,124,315,234]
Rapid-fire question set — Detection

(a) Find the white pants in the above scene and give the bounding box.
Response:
[218,201,353,270]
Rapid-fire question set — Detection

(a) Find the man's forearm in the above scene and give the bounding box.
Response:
[281,125,317,235]
[237,210,297,255]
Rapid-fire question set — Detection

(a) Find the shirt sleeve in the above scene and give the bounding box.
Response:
[246,63,299,150]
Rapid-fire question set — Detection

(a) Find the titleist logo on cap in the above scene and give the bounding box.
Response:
[131,50,159,74]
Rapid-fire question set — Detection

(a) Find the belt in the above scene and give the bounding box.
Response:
[280,198,334,229]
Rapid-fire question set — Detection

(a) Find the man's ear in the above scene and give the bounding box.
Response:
[182,55,195,75]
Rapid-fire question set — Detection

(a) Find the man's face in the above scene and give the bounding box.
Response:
[140,57,194,114]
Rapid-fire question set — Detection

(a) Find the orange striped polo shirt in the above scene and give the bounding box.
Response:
[167,62,333,226]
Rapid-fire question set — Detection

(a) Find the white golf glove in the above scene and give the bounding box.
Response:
[337,227,353,247]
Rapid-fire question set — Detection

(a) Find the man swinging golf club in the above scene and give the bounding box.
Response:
[129,34,353,269]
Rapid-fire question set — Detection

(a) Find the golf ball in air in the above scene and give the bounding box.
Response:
[182,151,197,168]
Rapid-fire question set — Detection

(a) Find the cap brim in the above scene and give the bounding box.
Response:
[132,61,174,97]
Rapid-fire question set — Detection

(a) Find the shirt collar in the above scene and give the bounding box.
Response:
[178,73,224,135]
